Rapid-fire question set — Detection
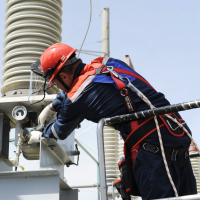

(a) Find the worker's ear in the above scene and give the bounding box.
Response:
[59,72,69,84]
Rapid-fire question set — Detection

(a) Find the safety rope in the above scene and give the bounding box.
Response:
[126,79,178,197]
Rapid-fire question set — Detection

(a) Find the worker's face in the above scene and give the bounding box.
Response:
[52,72,73,93]
[52,78,68,92]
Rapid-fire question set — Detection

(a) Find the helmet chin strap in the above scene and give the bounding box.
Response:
[55,73,70,91]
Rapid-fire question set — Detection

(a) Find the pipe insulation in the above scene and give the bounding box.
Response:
[2,0,62,95]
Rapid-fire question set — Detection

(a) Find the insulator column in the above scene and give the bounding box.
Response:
[103,125,119,198]
[118,140,124,160]
[2,0,62,95]
[189,143,200,193]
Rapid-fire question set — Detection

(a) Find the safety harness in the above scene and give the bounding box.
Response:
[93,57,189,198]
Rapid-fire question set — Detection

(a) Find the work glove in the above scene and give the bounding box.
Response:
[28,131,42,144]
[38,104,56,126]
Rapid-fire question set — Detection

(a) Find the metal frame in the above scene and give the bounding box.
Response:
[97,119,108,200]
[0,110,10,158]
[96,115,200,200]
[154,194,200,200]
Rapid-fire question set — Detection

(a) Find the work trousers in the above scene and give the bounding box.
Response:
[133,149,197,200]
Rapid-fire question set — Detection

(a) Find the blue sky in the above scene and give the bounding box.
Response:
[1,1,200,200]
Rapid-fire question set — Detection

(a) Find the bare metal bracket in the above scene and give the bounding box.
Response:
[40,138,72,179]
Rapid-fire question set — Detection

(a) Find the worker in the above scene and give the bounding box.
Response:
[29,43,197,200]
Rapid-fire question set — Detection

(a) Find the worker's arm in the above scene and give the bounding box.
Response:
[42,94,84,140]
[38,91,65,126]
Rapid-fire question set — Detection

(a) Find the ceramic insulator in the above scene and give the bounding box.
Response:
[190,152,200,193]
[2,0,62,94]
[103,125,119,198]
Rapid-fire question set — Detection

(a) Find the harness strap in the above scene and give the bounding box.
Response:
[70,75,96,102]
[140,141,189,169]
[125,116,165,150]
[102,56,110,65]
[69,57,155,103]
[101,67,155,90]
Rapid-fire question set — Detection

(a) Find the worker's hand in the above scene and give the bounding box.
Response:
[28,131,42,144]
[38,104,56,126]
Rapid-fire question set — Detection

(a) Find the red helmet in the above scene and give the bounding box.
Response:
[40,43,77,86]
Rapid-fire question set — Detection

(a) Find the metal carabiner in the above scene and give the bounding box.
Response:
[102,66,124,81]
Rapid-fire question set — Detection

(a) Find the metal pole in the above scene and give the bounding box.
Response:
[97,182,100,200]
[112,181,115,200]
[153,194,200,200]
[97,163,100,183]
[102,7,110,57]
[97,119,108,200]
[125,55,135,70]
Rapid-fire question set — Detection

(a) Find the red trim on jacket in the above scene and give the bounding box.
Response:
[159,115,185,137]
[114,179,122,184]
[118,159,125,168]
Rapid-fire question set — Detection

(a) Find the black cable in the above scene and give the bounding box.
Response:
[29,79,56,105]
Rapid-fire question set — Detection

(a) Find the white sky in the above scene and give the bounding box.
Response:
[0,1,200,200]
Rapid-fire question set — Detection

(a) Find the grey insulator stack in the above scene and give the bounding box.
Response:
[2,0,62,95]
[190,152,200,193]
[103,126,119,198]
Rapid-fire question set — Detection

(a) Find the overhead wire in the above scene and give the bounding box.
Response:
[76,138,98,155]
[78,0,92,58]
[75,124,96,137]
[73,40,101,48]
[64,10,101,43]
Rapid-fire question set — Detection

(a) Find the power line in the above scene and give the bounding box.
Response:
[76,138,98,155]
[73,40,101,48]
[78,0,92,57]
[75,124,96,137]
[63,10,102,43]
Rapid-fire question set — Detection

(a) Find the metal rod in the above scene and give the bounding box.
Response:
[105,99,200,125]
[102,7,110,57]
[71,183,99,188]
[97,119,108,200]
[112,181,115,200]
[97,163,100,183]
[15,134,24,171]
[97,182,100,200]
[154,194,200,200]
[71,183,112,189]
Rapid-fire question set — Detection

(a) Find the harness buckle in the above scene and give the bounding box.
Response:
[185,150,189,159]
[142,143,159,153]
[171,149,178,162]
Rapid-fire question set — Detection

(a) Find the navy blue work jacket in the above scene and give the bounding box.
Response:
[42,58,191,148]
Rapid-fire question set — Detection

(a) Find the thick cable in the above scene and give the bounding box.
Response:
[77,0,92,58]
